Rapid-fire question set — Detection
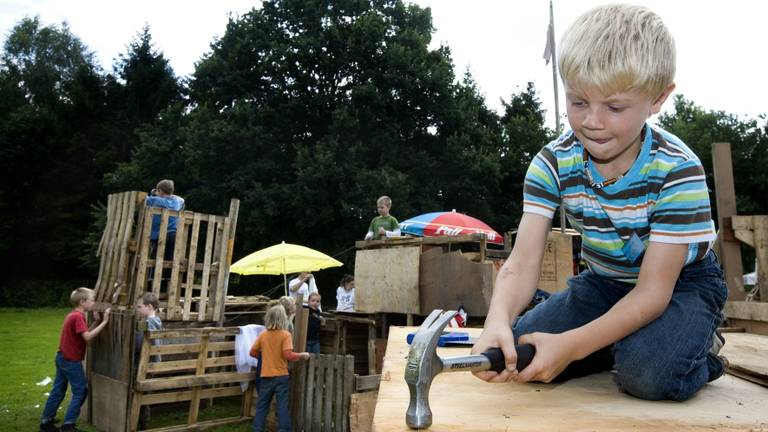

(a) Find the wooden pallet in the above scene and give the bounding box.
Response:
[129,326,256,432]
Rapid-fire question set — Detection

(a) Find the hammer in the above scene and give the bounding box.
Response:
[405,309,536,429]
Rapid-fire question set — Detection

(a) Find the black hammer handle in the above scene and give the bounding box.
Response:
[481,344,536,373]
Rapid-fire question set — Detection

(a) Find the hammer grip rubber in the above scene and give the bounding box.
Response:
[481,344,536,374]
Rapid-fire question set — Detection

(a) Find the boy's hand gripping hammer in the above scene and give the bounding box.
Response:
[404,309,536,429]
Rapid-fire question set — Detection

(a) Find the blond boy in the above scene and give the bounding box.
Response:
[473,4,726,402]
[40,288,111,431]
[364,195,401,240]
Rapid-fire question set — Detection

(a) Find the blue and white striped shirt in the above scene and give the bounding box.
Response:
[523,124,715,283]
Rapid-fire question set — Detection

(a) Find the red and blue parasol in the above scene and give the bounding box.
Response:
[399,210,503,245]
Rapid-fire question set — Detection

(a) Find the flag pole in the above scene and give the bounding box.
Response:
[547,0,566,233]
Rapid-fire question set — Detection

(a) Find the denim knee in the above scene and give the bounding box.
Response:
[614,356,699,401]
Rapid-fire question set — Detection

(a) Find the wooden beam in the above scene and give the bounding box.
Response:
[754,216,768,301]
[725,301,768,322]
[712,142,745,300]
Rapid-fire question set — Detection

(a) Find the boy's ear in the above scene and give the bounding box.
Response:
[650,83,676,115]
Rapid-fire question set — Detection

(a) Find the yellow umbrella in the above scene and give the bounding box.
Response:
[230,241,343,295]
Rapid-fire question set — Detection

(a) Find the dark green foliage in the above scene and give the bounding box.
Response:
[658,95,768,218]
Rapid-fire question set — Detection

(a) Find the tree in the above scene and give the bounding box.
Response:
[0,17,110,281]
[496,82,555,231]
[658,95,768,218]
[109,0,508,274]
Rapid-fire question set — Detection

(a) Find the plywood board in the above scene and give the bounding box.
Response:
[90,373,128,432]
[722,332,768,381]
[538,230,578,293]
[419,248,495,316]
[355,247,420,314]
[373,326,768,431]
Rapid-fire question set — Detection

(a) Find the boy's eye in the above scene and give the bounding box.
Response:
[608,105,625,112]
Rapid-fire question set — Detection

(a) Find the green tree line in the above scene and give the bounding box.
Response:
[1,0,766,305]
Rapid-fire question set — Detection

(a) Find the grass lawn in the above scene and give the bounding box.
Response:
[0,308,251,431]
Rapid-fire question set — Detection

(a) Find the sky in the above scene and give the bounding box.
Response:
[1,0,766,129]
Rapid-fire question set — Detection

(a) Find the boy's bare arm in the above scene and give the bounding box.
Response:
[472,212,551,382]
[83,308,111,342]
[517,241,687,382]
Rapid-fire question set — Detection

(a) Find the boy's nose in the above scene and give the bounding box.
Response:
[582,109,604,129]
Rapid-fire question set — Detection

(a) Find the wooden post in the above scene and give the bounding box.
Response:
[754,216,768,301]
[712,142,745,300]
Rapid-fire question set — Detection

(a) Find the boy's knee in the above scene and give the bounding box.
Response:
[614,355,698,401]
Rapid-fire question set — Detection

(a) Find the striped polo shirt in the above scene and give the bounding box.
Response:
[523,124,715,283]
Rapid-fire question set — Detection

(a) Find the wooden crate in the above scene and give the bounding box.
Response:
[537,229,580,293]
[354,234,501,316]
[129,326,257,432]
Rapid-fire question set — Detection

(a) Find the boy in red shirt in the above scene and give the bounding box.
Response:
[250,305,310,432]
[39,288,111,432]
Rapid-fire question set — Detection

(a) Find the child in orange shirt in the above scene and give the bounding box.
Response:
[250,305,310,432]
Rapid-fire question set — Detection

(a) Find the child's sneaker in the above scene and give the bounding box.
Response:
[707,329,729,382]
[39,421,59,432]
[59,424,81,432]
[710,328,725,355]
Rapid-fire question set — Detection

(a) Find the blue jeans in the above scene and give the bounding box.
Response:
[252,375,291,432]
[514,250,727,401]
[306,339,320,354]
[41,352,88,425]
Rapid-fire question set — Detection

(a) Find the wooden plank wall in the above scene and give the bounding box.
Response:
[355,247,420,314]
[290,354,355,432]
[129,326,257,432]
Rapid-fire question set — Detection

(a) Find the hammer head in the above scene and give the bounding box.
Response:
[404,309,457,429]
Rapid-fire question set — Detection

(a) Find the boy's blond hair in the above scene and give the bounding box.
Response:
[308,292,321,302]
[265,305,290,330]
[156,179,175,195]
[377,195,392,208]
[70,287,94,307]
[559,4,675,99]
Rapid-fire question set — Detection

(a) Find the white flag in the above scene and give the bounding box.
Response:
[543,19,554,65]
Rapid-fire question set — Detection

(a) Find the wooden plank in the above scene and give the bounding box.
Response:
[350,391,377,432]
[419,248,495,316]
[295,306,309,352]
[725,301,768,322]
[313,355,326,432]
[304,355,316,430]
[323,355,334,432]
[138,384,244,405]
[712,142,745,300]
[198,216,216,321]
[729,318,768,336]
[151,209,171,297]
[754,216,768,302]
[343,355,354,432]
[334,355,344,432]
[135,371,256,392]
[146,327,240,339]
[732,215,755,247]
[372,326,768,431]
[95,193,117,301]
[145,355,235,373]
[187,334,209,425]
[721,332,768,380]
[212,215,232,323]
[150,341,233,356]
[184,213,202,320]
[111,191,136,302]
[355,247,420,314]
[355,374,381,392]
[90,373,129,432]
[137,416,247,432]
[166,212,189,319]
